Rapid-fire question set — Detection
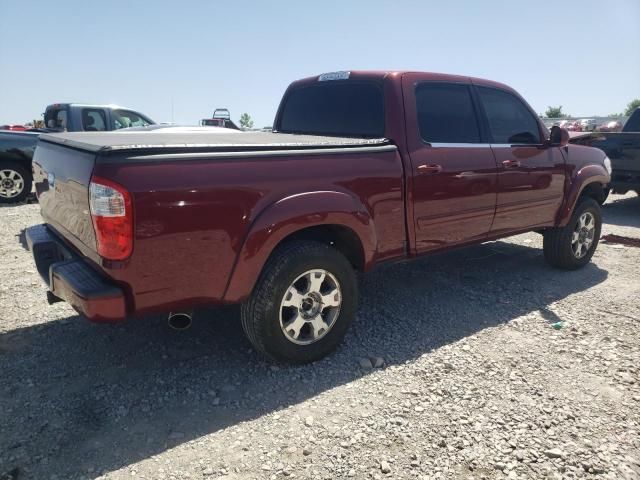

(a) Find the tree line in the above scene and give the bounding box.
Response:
[544,98,640,119]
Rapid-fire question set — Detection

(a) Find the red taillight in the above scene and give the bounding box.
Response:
[89,176,133,260]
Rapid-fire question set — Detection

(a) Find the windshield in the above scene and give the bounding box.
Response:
[277,81,384,138]
[111,109,154,129]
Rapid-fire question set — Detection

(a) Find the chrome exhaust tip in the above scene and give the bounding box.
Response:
[168,312,192,330]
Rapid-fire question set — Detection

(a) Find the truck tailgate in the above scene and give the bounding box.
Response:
[32,139,98,257]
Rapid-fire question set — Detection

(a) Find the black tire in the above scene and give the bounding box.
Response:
[240,240,358,364]
[0,161,32,204]
[598,187,610,205]
[543,197,602,270]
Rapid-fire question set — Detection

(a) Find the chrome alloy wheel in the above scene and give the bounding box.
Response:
[572,211,596,259]
[0,169,25,199]
[279,269,342,345]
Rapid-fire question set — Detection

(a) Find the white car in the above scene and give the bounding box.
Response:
[579,118,597,131]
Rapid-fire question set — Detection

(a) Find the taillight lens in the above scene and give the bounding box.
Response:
[89,176,133,260]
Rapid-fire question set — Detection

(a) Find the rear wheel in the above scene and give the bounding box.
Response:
[0,161,31,204]
[241,241,358,364]
[543,197,602,270]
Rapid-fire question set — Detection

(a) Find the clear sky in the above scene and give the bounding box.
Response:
[1,0,638,127]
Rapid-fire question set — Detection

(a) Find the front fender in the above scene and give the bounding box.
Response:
[223,190,376,302]
[557,164,609,226]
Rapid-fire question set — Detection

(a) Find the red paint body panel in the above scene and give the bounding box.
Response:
[30,70,610,322]
[555,145,611,226]
[489,145,566,234]
[91,148,405,313]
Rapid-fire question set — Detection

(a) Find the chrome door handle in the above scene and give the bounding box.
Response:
[417,164,443,174]
[502,159,521,168]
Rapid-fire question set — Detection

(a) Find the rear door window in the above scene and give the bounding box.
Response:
[278,82,384,137]
[81,109,107,131]
[111,109,153,129]
[415,83,481,143]
[477,86,541,144]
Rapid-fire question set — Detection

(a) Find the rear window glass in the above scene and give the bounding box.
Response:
[416,83,481,143]
[44,109,68,130]
[278,82,384,137]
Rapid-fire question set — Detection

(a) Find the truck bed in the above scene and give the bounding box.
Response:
[39,127,390,155]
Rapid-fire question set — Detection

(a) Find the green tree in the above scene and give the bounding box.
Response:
[624,98,640,116]
[239,113,254,129]
[544,106,569,118]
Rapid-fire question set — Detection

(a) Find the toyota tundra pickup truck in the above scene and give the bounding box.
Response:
[26,71,611,363]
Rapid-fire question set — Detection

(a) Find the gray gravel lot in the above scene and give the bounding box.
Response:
[1,194,639,480]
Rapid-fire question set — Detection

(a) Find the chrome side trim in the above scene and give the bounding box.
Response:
[427,143,542,148]
[127,144,398,161]
[427,143,491,148]
[490,143,542,148]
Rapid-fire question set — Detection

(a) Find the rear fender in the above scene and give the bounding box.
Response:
[557,164,609,226]
[223,190,376,302]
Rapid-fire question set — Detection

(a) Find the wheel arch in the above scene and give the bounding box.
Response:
[557,164,609,226]
[223,190,376,303]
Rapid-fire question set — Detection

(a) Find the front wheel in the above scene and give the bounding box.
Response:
[543,197,602,270]
[241,241,358,364]
[0,161,32,204]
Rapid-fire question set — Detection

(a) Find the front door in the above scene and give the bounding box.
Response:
[402,75,498,253]
[474,85,566,234]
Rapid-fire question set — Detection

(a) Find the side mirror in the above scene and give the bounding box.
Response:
[549,126,570,147]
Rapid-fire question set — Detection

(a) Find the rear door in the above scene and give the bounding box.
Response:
[474,85,565,234]
[402,74,498,253]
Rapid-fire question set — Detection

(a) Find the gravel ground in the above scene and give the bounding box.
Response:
[1,193,639,480]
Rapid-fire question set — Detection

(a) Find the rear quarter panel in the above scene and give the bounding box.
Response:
[93,148,405,315]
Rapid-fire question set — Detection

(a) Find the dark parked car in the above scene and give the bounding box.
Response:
[570,108,640,201]
[27,70,610,363]
[0,131,39,203]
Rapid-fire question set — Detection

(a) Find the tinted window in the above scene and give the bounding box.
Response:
[477,87,541,144]
[278,82,384,137]
[82,109,107,131]
[415,83,480,143]
[112,109,153,129]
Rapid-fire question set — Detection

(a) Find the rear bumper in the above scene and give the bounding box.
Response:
[26,224,127,323]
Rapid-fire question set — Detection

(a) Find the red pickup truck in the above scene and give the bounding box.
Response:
[27,71,611,363]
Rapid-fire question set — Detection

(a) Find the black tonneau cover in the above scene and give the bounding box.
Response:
[39,127,389,154]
